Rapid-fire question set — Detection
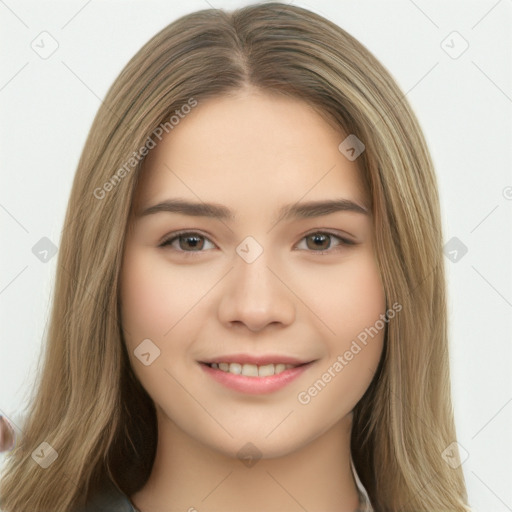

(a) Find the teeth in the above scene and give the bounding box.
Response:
[241,363,258,377]
[275,363,286,374]
[258,364,275,377]
[209,362,296,377]
[229,363,242,374]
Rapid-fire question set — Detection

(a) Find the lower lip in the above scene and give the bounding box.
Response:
[199,362,314,394]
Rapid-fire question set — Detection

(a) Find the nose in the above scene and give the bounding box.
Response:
[217,247,296,333]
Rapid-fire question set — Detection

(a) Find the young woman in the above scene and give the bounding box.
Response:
[0,2,472,511]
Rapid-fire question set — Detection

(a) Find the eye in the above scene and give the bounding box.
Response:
[159,230,355,255]
[159,231,216,253]
[295,231,355,254]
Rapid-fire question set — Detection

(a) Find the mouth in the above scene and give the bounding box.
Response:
[200,361,308,377]
[198,355,317,394]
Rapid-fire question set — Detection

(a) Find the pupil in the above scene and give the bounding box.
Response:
[310,234,329,250]
[182,235,203,250]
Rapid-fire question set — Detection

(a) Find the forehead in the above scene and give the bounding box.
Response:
[133,91,368,216]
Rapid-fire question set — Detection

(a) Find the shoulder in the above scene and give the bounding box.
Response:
[72,479,137,512]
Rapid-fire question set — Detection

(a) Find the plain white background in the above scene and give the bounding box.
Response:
[1,0,511,510]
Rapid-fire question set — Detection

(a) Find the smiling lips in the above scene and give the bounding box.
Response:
[200,353,312,376]
[199,354,315,394]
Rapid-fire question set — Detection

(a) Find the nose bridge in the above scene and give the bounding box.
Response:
[237,246,272,291]
[234,236,279,303]
[217,235,295,330]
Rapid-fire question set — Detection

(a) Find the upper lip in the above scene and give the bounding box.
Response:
[199,353,315,366]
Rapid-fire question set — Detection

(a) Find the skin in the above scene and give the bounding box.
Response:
[120,88,386,512]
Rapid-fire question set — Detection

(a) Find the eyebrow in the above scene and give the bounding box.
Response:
[137,198,369,223]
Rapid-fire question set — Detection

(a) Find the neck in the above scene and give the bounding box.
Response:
[131,410,361,512]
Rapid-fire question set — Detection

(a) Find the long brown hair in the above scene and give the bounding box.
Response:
[0,3,471,510]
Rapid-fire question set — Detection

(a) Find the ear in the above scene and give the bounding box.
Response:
[0,415,17,452]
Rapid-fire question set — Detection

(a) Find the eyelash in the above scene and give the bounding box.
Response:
[158,230,355,256]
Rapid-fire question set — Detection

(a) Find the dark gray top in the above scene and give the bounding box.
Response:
[75,479,139,512]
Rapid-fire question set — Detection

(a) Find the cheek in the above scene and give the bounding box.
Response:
[340,251,386,336]
[341,253,385,370]
[303,250,386,343]
[119,248,204,406]
[301,251,385,396]
[120,249,203,343]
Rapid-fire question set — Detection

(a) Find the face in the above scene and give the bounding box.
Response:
[119,89,386,459]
